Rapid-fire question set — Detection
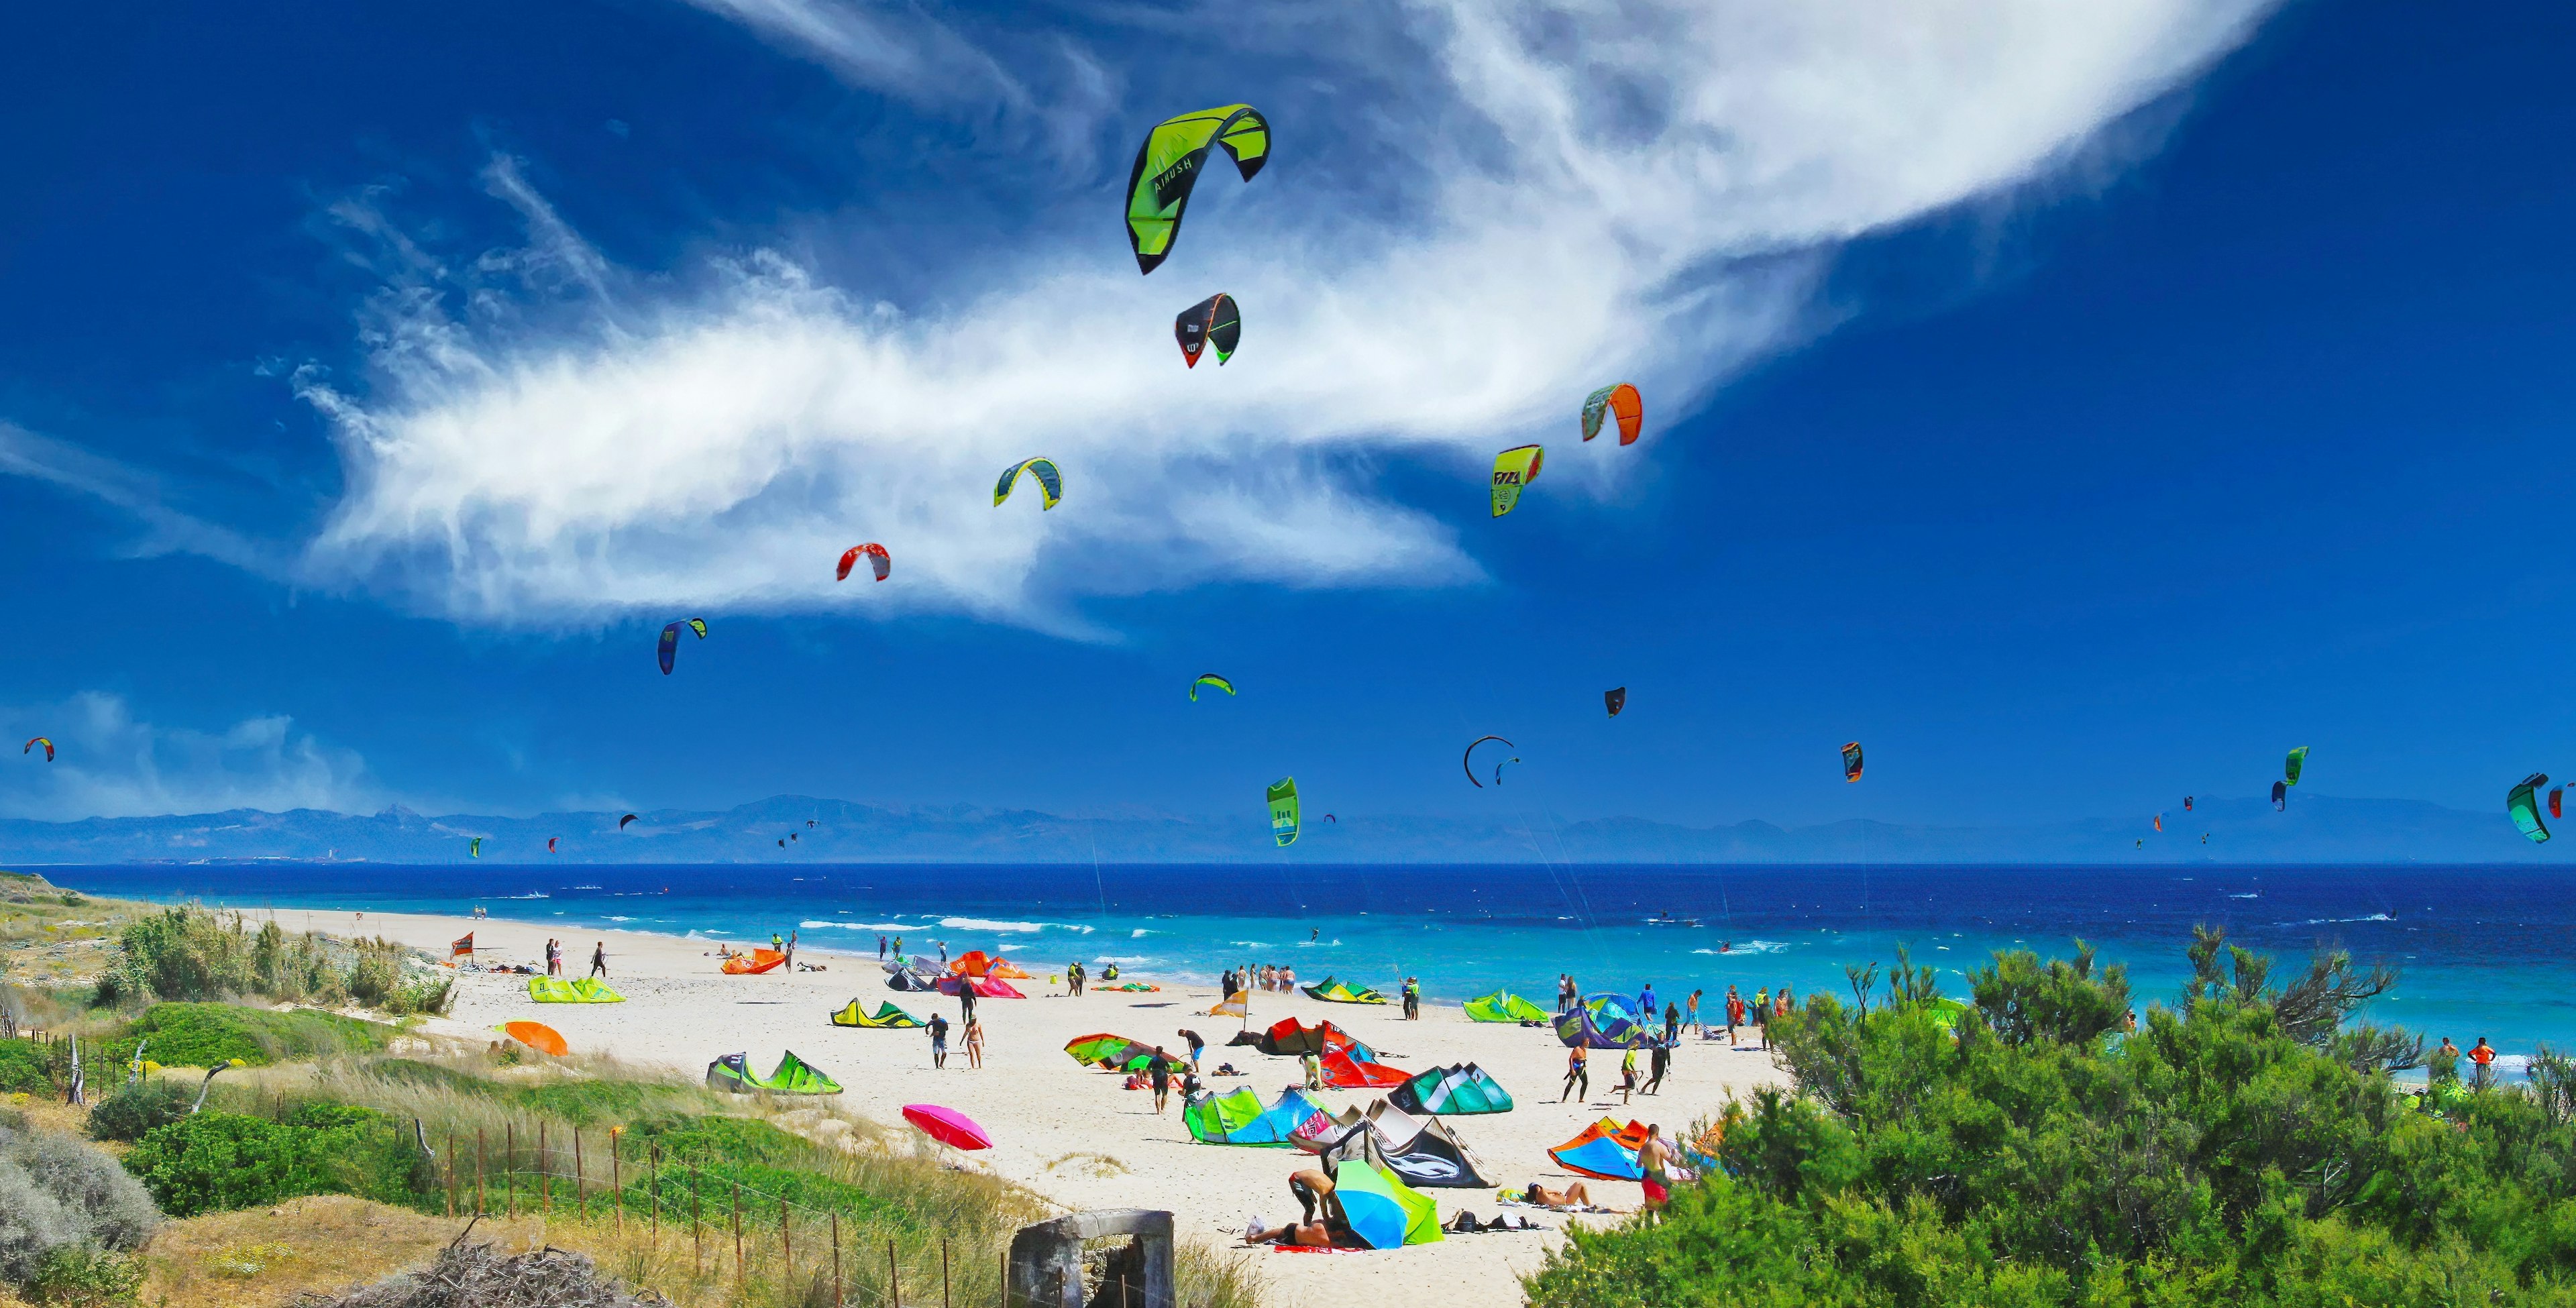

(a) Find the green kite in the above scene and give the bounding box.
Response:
[1125,105,1271,275]
[1269,776,1299,847]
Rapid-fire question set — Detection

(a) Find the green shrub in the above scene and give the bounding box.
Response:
[0,1040,52,1095]
[105,909,254,1004]
[123,1103,429,1219]
[30,1243,143,1308]
[100,1002,390,1069]
[83,1081,191,1144]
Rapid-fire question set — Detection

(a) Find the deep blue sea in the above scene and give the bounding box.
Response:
[42,862,2575,1075]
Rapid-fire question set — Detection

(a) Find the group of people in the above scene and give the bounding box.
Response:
[1242,1126,1685,1246]
[543,938,607,978]
[1238,963,1300,995]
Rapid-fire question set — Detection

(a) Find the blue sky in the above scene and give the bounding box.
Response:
[0,1,2569,838]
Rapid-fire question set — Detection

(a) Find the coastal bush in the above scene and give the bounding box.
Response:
[100,1001,391,1069]
[122,1105,429,1218]
[0,1037,54,1093]
[0,1121,160,1291]
[30,1241,147,1308]
[1520,927,2576,1307]
[83,1079,193,1143]
[95,905,449,1016]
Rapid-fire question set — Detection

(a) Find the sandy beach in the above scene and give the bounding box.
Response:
[285,906,1784,1307]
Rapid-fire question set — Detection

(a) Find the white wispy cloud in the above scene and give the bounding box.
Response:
[0,693,379,820]
[62,0,2283,634]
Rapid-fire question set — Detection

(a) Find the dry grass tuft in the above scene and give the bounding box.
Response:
[135,1197,509,1308]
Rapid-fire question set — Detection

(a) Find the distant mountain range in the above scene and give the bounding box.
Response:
[0,793,2549,865]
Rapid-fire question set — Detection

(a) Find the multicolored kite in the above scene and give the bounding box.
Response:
[1580,384,1644,445]
[1175,293,1241,367]
[2510,773,2551,844]
[21,737,50,762]
[1491,445,1543,517]
[995,458,1063,510]
[837,543,890,582]
[1125,105,1271,275]
[1842,742,1864,783]
[657,618,708,675]
[2284,747,2309,787]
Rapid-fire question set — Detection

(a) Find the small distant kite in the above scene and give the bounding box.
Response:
[837,544,890,582]
[1605,688,1626,718]
[1322,814,1337,823]
[807,820,816,828]
[469,838,482,859]
[1126,105,1270,275]
[21,737,50,762]
[777,838,786,848]
[1841,743,1864,783]
[1580,384,1644,445]
[1175,293,1241,367]
[1463,735,1516,789]
[2183,796,2194,811]
[619,814,639,829]
[2284,747,2309,787]
[1491,445,1544,517]
[2272,781,2288,811]
[2554,786,2565,821]
[2510,773,2551,844]
[995,458,1063,510]
[658,618,708,675]
[1268,777,1300,847]
[1189,673,1236,702]
[547,838,559,854]
[2153,814,2163,832]
[790,832,798,841]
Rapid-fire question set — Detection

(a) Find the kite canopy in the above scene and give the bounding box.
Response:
[2285,747,2310,786]
[1373,1113,1495,1188]
[1124,105,1270,275]
[21,737,51,762]
[2555,787,2567,822]
[994,458,1063,509]
[1330,1159,1444,1248]
[529,977,625,1003]
[936,974,1026,998]
[1549,1118,1650,1180]
[722,949,788,976]
[1301,977,1387,1005]
[1842,742,1865,782]
[1189,673,1236,702]
[837,543,890,582]
[1556,995,1654,1049]
[1185,1086,1326,1145]
[902,1103,991,1150]
[949,950,1003,977]
[1388,1062,1514,1116]
[2510,773,2551,844]
[1268,777,1300,848]
[657,618,708,675]
[1491,445,1543,517]
[708,1051,843,1095]
[1209,990,1249,1018]
[1065,1033,1158,1071]
[1580,383,1644,445]
[499,1022,569,1058]
[1322,1050,1410,1089]
[830,999,924,1028]
[1175,292,1242,367]
[1462,991,1551,1024]
[469,838,482,859]
[1462,735,1515,789]
[1604,688,1626,718]
[619,813,639,829]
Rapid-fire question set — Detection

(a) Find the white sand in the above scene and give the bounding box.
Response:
[299,908,1784,1308]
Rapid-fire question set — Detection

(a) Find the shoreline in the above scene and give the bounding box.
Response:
[258,903,1784,1308]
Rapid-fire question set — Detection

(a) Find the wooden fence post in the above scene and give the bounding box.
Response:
[575,1127,586,1206]
[650,1144,662,1240]
[445,1130,456,1217]
[691,1162,703,1276]
[941,1238,950,1308]
[781,1201,793,1295]
[539,1120,551,1213]
[887,1240,900,1308]
[831,1212,842,1308]
[476,1127,487,1216]
[506,1122,516,1217]
[731,1182,745,1287]
[609,1130,620,1232]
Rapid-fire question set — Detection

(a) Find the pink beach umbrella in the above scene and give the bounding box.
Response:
[902,1103,991,1151]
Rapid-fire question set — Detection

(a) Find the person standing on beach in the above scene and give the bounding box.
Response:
[938,940,949,967]
[928,1013,951,1069]
[589,942,608,979]
[964,1016,985,1070]
[1617,1048,1638,1105]
[1149,1046,1175,1112]
[2471,1036,2499,1089]
[877,934,887,960]
[1663,1001,1680,1043]
[1638,982,1658,1024]
[1069,961,1085,995]
[1725,985,1743,1044]
[1636,1124,1674,1223]
[1648,1039,1671,1095]
[1753,987,1770,1050]
[957,978,978,1027]
[1402,977,1420,1020]
[892,935,902,957]
[1686,990,1702,1036]
[1561,1046,1589,1103]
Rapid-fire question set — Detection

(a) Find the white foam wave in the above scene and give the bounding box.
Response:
[936,916,1089,934]
[606,916,632,922]
[2227,892,2260,900]
[2277,913,2396,926]
[1691,940,1790,956]
[1228,941,1274,948]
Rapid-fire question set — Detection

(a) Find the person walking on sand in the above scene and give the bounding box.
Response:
[957,978,978,1026]
[928,1013,951,1069]
[965,1017,985,1070]
[1647,1038,1671,1095]
[1561,1045,1589,1103]
[1664,1001,1680,1043]
[1150,1046,1176,1113]
[2471,1036,2500,1089]
[589,942,608,979]
[1617,1048,1639,1105]
[1637,1124,1674,1223]
[1638,981,1658,1024]
[938,940,949,967]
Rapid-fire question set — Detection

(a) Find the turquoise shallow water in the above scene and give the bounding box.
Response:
[46,861,2571,1075]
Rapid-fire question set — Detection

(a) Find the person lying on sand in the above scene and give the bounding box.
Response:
[1242,1217,1361,1248]
[1510,1181,1597,1209]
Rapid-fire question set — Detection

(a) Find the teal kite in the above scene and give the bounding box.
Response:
[2510,773,2551,844]
[995,458,1063,510]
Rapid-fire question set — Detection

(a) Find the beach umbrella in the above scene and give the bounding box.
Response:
[902,1104,991,1151]
[1330,1159,1442,1248]
[498,1021,569,1057]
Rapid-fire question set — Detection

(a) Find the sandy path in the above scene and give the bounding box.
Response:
[296,908,1784,1308]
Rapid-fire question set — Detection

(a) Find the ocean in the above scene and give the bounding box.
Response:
[41,861,2570,1073]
